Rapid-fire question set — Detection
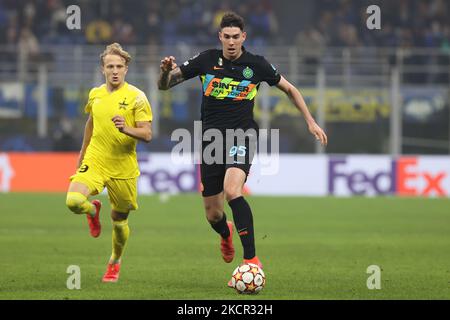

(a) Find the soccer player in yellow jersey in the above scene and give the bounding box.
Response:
[66,43,153,282]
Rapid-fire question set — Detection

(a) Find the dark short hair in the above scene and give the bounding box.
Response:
[220,12,245,31]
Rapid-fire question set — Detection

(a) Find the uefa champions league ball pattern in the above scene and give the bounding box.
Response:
[231,263,265,294]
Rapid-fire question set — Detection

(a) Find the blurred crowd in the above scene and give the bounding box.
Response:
[0,0,449,49]
[297,0,450,51]
[0,0,278,48]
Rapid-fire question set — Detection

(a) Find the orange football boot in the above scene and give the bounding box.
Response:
[102,263,121,282]
[87,200,102,238]
[244,256,263,269]
[221,221,235,263]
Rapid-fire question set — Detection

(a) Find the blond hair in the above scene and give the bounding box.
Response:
[100,43,131,65]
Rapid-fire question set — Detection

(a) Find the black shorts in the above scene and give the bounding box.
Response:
[200,131,257,197]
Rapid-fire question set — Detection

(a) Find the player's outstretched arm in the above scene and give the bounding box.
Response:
[158,56,185,90]
[111,116,152,143]
[78,114,93,168]
[276,76,328,146]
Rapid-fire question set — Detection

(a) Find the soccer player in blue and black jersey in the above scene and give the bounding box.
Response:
[158,12,327,286]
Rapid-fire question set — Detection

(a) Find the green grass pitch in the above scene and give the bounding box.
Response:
[0,193,449,300]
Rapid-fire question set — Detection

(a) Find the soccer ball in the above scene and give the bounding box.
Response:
[230,263,265,294]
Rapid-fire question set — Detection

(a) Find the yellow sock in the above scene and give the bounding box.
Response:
[111,220,130,263]
[66,192,95,216]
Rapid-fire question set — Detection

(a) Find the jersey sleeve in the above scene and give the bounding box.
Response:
[179,50,209,80]
[134,92,153,122]
[258,57,281,86]
[84,88,95,113]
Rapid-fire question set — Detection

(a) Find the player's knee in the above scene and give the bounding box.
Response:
[204,204,222,223]
[66,192,86,214]
[206,211,222,224]
[223,186,241,202]
[111,210,129,222]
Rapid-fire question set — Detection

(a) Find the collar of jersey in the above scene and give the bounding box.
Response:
[102,82,128,95]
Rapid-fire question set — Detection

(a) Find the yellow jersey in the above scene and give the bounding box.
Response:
[83,82,152,179]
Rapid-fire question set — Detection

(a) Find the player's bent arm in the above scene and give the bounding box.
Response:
[158,67,185,90]
[78,114,93,168]
[121,121,152,143]
[276,76,328,146]
[276,76,316,125]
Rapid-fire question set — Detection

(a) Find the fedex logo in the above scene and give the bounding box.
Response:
[328,156,448,197]
[138,154,199,194]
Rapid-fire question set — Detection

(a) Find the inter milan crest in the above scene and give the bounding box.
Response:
[118,97,129,110]
[243,66,253,79]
